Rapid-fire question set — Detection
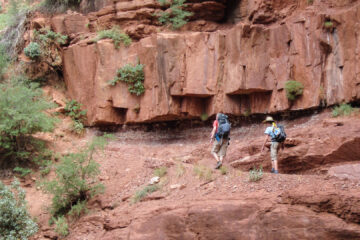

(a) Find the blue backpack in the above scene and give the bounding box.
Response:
[273,125,286,142]
[217,114,231,139]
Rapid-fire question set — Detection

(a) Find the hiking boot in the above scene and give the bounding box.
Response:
[215,161,222,169]
[274,170,279,174]
[270,168,275,173]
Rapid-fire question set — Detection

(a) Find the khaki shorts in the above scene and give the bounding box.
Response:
[211,138,229,157]
[271,142,279,161]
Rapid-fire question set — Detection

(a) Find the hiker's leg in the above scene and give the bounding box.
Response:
[218,138,229,164]
[211,141,220,162]
[271,142,279,171]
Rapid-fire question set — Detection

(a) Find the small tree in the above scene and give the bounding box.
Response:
[284,80,304,101]
[0,80,57,164]
[42,134,114,218]
[0,179,38,239]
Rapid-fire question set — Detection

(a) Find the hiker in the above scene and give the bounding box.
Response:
[261,116,286,174]
[210,113,231,169]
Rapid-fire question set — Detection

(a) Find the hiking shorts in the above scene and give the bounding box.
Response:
[271,142,279,161]
[212,138,229,157]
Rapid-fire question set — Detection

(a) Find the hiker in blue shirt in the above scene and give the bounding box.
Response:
[261,116,284,174]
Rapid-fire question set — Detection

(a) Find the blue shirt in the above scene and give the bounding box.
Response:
[265,126,277,142]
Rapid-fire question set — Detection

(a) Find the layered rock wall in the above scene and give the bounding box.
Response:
[62,0,360,125]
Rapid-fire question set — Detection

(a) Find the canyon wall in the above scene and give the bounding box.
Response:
[60,0,360,125]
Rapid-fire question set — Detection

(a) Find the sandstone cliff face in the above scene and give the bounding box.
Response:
[61,0,360,125]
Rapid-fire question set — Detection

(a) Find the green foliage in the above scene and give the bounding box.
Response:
[0,43,10,77]
[0,80,57,163]
[64,100,87,122]
[157,0,193,29]
[131,184,159,204]
[41,134,113,218]
[24,42,41,59]
[93,27,132,49]
[154,166,167,178]
[54,216,68,237]
[200,113,208,121]
[13,167,32,177]
[0,179,38,239]
[109,63,145,96]
[193,165,213,181]
[220,165,228,175]
[64,100,87,134]
[68,200,88,219]
[249,166,263,182]
[34,28,68,46]
[284,80,304,101]
[332,103,358,117]
[324,21,333,29]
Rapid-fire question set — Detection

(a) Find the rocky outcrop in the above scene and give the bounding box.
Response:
[63,1,360,126]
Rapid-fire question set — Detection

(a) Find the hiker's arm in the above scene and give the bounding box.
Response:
[261,135,269,151]
[210,126,216,142]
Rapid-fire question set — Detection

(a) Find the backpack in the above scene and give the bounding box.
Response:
[217,114,231,139]
[273,124,286,142]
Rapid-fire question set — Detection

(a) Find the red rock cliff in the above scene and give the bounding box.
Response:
[60,0,360,125]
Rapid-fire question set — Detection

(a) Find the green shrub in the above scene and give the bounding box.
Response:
[193,165,213,181]
[93,27,131,49]
[249,166,263,182]
[64,100,87,134]
[0,44,10,77]
[54,216,68,237]
[284,80,304,101]
[13,167,32,177]
[200,113,208,121]
[41,134,113,218]
[0,80,57,164]
[157,0,193,29]
[154,166,167,177]
[332,103,358,117]
[324,21,333,29]
[68,200,88,219]
[0,179,38,239]
[24,42,41,59]
[131,184,159,204]
[34,28,68,46]
[109,63,145,96]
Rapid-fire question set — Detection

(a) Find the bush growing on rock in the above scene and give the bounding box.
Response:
[0,179,38,239]
[157,0,193,29]
[24,42,41,59]
[93,27,131,49]
[64,99,87,134]
[249,166,263,182]
[109,63,145,96]
[41,134,113,218]
[285,80,304,101]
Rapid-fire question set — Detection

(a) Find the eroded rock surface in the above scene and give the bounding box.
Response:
[61,0,360,126]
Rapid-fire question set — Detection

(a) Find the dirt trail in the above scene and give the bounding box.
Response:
[10,111,360,239]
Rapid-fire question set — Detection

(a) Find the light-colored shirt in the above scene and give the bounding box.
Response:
[265,126,277,142]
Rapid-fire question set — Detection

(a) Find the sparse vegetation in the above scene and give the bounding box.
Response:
[93,27,131,49]
[154,166,167,178]
[0,179,38,239]
[157,0,193,29]
[24,42,41,59]
[285,80,304,101]
[249,166,263,182]
[200,113,208,121]
[176,162,185,177]
[109,63,145,96]
[332,103,358,117]
[54,216,68,237]
[193,165,213,181]
[220,166,228,175]
[41,134,113,219]
[131,184,160,203]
